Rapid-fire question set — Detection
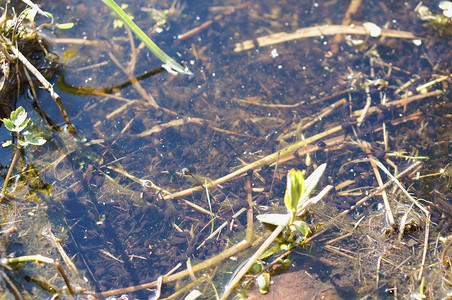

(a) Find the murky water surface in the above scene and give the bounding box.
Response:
[1,0,451,299]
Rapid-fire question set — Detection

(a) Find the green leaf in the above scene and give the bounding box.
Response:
[10,106,26,124]
[259,244,281,260]
[250,262,263,273]
[296,163,327,211]
[55,22,74,29]
[18,140,30,147]
[2,119,15,132]
[290,220,309,236]
[257,213,292,226]
[2,140,12,147]
[100,0,192,75]
[23,133,46,146]
[256,273,270,294]
[284,169,305,213]
[279,243,293,251]
[62,50,77,61]
[29,136,46,145]
[21,0,54,23]
[22,7,38,23]
[16,118,30,133]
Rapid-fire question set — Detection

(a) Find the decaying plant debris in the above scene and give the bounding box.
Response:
[0,2,86,298]
[0,0,451,299]
[0,4,57,119]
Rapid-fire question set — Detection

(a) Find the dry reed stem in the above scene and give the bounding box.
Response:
[305,161,422,244]
[277,98,347,141]
[376,255,383,293]
[351,90,443,117]
[324,244,358,260]
[161,278,204,300]
[183,199,214,217]
[245,175,254,243]
[92,239,251,298]
[234,25,419,52]
[133,117,216,137]
[220,225,284,300]
[418,213,431,280]
[331,0,362,53]
[196,208,246,250]
[372,159,430,216]
[46,37,108,46]
[361,141,396,228]
[132,116,264,140]
[41,227,79,276]
[106,164,172,195]
[356,86,372,127]
[232,89,351,109]
[416,74,452,92]
[163,125,343,200]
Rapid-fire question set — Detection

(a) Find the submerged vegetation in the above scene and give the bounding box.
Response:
[0,0,451,299]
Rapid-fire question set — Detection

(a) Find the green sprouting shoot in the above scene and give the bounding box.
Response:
[256,164,327,249]
[100,0,193,75]
[1,107,46,198]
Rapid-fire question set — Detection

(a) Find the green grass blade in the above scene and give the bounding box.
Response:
[101,0,192,75]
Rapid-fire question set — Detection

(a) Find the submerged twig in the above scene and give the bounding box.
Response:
[245,175,254,243]
[220,225,284,300]
[1,255,74,295]
[92,239,252,298]
[351,90,443,117]
[277,98,347,141]
[41,225,79,276]
[362,142,396,229]
[306,161,422,243]
[418,214,431,280]
[197,208,247,250]
[331,0,362,53]
[234,24,419,52]
[164,125,342,199]
[372,159,430,216]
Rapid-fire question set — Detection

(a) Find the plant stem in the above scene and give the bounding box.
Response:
[221,225,285,300]
[1,134,21,197]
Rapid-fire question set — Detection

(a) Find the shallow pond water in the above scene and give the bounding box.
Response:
[0,0,451,299]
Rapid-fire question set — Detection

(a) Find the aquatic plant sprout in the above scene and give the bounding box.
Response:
[1,107,46,198]
[100,0,193,75]
[222,164,331,299]
[257,163,327,229]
